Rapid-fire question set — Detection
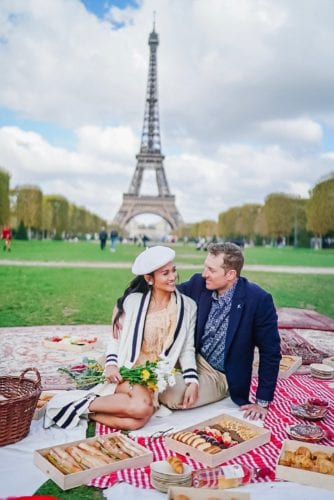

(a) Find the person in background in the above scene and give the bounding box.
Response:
[160,242,281,421]
[98,226,108,250]
[1,224,12,251]
[110,229,119,252]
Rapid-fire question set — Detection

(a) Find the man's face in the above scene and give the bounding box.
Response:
[202,253,235,295]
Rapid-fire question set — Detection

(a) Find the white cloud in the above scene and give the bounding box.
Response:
[0,0,334,225]
[257,118,322,146]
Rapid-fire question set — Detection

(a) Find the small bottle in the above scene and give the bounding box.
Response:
[192,464,270,489]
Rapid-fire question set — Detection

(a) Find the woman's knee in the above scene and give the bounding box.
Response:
[129,398,154,419]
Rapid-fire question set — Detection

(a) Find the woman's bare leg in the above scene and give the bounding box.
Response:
[88,381,154,430]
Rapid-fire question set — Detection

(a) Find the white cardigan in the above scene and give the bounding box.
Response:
[106,289,198,385]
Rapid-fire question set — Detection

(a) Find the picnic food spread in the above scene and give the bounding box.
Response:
[279,445,334,475]
[170,419,257,454]
[46,435,141,474]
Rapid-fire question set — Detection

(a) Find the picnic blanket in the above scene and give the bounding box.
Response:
[1,309,333,388]
[90,374,334,489]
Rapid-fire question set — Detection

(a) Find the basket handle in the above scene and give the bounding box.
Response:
[19,368,42,387]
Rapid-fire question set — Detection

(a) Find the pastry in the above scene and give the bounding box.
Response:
[167,456,184,474]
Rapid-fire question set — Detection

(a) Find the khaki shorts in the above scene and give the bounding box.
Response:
[159,354,228,410]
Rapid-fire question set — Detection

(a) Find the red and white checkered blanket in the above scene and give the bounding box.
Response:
[90,375,334,489]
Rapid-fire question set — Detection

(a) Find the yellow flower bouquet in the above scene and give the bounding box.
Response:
[120,359,176,393]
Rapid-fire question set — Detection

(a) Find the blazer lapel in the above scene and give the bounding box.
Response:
[196,290,212,346]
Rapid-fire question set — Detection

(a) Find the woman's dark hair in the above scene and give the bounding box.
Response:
[112,274,153,330]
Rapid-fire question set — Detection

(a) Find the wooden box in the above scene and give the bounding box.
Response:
[276,439,334,490]
[34,432,153,490]
[253,354,302,379]
[43,337,102,352]
[165,414,270,467]
[167,486,250,499]
[33,392,57,420]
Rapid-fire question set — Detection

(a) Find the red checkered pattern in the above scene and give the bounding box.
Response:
[89,375,334,489]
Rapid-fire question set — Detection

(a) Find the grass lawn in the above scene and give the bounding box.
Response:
[1,240,334,266]
[1,266,333,326]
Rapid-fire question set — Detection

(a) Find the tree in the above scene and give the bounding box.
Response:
[218,207,241,239]
[16,220,28,240]
[0,167,10,226]
[237,204,262,243]
[16,185,43,236]
[306,174,334,245]
[43,195,69,238]
[263,193,302,243]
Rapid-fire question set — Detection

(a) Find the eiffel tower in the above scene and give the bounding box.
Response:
[113,23,183,231]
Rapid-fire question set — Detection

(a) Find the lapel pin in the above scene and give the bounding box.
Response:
[237,304,242,309]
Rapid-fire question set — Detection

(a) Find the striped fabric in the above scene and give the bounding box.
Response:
[49,394,96,429]
[89,374,334,489]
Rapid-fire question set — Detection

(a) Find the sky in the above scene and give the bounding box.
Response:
[1,0,334,226]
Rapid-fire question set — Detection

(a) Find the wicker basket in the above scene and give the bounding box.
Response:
[0,368,42,446]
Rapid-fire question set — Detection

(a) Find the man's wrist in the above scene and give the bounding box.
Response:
[256,399,269,408]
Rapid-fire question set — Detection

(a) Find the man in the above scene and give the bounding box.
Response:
[99,226,108,250]
[110,229,119,252]
[160,242,281,420]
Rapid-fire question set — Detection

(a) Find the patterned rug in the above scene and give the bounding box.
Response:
[0,309,333,388]
[0,325,110,389]
[276,308,334,364]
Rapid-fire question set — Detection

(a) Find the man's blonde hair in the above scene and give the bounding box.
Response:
[207,242,244,277]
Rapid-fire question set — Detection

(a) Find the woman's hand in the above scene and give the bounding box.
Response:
[179,382,199,409]
[105,365,123,384]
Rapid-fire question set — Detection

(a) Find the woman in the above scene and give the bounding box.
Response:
[87,245,199,430]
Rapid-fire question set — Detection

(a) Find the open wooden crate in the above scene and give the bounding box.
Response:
[165,413,270,467]
[252,353,302,379]
[34,432,153,490]
[167,486,250,499]
[276,439,334,490]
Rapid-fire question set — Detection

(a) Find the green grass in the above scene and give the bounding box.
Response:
[1,240,334,266]
[1,241,334,326]
[0,266,333,326]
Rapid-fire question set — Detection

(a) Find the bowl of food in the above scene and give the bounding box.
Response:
[307,398,329,408]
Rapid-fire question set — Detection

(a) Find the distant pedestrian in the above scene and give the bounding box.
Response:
[110,229,119,252]
[1,224,12,251]
[99,227,108,250]
[142,234,149,248]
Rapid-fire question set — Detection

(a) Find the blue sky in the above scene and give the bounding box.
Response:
[1,0,334,226]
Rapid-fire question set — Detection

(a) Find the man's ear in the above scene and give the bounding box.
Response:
[226,269,237,282]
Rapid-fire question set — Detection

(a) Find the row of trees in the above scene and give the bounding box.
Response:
[0,167,107,238]
[1,165,333,245]
[176,173,334,247]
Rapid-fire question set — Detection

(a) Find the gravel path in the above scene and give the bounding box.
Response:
[0,259,334,274]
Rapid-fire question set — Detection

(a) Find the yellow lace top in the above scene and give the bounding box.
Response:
[136,294,177,366]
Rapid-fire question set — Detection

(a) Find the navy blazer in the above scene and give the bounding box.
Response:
[178,274,281,405]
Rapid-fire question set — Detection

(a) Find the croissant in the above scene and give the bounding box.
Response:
[167,456,184,474]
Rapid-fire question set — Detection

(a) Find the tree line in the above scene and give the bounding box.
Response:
[1,166,333,246]
[176,173,334,248]
[0,167,107,239]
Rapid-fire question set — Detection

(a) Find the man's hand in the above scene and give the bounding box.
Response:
[240,403,268,421]
[105,365,123,384]
[178,383,199,409]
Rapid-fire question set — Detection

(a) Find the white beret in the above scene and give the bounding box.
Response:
[131,245,176,275]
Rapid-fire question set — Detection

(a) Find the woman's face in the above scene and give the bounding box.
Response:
[151,261,177,293]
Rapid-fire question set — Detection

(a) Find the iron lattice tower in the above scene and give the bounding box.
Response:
[113,24,183,230]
